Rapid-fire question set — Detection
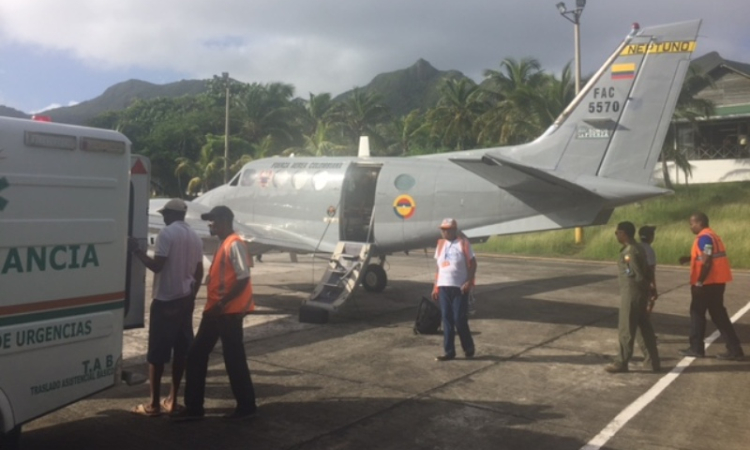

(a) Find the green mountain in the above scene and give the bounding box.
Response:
[0,105,29,120]
[45,79,210,125]
[0,60,468,125]
[335,59,472,116]
[0,79,210,126]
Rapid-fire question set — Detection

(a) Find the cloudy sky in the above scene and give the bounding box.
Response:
[1,0,748,114]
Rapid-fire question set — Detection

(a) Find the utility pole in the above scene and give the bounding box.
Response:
[556,0,586,244]
[223,72,230,184]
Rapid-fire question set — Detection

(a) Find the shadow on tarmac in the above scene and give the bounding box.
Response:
[19,396,584,450]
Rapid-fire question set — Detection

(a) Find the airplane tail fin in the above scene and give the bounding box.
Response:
[484,20,701,188]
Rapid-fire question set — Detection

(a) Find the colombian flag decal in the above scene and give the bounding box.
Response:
[611,63,636,80]
[393,194,416,219]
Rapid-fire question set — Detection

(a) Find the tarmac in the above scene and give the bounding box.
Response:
[18,251,750,450]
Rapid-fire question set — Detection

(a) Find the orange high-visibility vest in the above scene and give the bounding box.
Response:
[205,233,255,314]
[433,237,476,294]
[690,227,732,285]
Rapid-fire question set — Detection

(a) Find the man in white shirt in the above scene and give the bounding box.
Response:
[431,218,477,361]
[128,198,203,416]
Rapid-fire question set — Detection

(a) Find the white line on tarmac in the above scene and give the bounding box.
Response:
[581,300,750,450]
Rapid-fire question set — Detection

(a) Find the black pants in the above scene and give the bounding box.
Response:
[689,284,743,356]
[184,314,256,413]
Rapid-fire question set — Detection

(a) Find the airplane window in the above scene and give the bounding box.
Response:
[240,169,256,186]
[312,171,328,190]
[394,174,416,191]
[292,171,310,189]
[274,170,290,187]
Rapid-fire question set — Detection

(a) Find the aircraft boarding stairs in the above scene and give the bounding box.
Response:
[299,241,373,323]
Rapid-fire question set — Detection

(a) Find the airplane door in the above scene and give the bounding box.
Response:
[125,155,150,329]
[340,164,381,242]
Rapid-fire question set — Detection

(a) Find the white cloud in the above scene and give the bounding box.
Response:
[31,100,79,114]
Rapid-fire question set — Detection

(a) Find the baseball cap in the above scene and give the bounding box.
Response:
[439,218,457,229]
[157,198,187,213]
[200,205,234,221]
[639,225,656,238]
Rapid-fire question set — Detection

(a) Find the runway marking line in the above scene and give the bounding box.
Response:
[581,300,750,450]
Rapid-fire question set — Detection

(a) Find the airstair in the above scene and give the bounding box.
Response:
[299,241,373,323]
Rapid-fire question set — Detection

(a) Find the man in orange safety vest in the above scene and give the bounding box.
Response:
[678,212,744,360]
[173,205,258,421]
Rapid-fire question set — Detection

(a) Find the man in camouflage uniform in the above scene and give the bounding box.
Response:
[605,221,660,373]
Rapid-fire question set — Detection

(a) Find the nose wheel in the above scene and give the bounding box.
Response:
[361,264,387,292]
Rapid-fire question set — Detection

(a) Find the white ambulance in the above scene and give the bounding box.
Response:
[0,116,149,448]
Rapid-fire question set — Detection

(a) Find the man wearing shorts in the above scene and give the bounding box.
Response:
[128,198,203,416]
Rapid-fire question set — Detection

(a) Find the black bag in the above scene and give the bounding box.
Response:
[413,296,442,335]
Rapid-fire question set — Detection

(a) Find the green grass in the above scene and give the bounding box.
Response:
[475,182,750,268]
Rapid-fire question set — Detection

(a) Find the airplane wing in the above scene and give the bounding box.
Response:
[148,198,333,256]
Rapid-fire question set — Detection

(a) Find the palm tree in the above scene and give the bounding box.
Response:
[283,123,349,156]
[174,137,226,195]
[428,78,487,150]
[300,93,336,134]
[380,110,430,156]
[330,89,390,152]
[479,57,548,145]
[234,82,302,155]
[661,67,715,188]
[535,63,576,125]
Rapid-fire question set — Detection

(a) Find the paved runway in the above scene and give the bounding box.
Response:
[20,252,750,449]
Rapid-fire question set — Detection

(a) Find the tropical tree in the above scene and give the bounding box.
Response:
[379,110,430,156]
[661,66,715,188]
[284,123,349,156]
[90,95,224,196]
[233,82,302,155]
[427,78,486,150]
[535,62,576,125]
[330,88,390,152]
[174,134,227,195]
[478,57,548,145]
[298,93,337,134]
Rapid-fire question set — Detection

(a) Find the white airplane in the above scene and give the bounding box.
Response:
[150,20,701,320]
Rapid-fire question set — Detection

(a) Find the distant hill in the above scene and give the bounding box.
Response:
[0,60,467,125]
[45,79,210,125]
[0,79,210,126]
[335,59,471,116]
[0,105,29,119]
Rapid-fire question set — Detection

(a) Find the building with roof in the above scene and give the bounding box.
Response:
[657,52,750,184]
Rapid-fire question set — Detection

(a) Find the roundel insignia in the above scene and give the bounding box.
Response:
[393,194,416,219]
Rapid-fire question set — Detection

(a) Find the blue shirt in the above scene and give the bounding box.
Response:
[697,235,713,252]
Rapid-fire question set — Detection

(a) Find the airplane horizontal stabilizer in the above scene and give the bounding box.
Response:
[451,155,592,196]
[451,155,671,206]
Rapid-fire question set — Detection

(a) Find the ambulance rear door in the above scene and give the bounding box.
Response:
[124,155,150,329]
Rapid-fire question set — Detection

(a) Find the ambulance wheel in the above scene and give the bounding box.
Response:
[362,265,387,292]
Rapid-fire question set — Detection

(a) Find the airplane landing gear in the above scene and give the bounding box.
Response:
[361,264,387,292]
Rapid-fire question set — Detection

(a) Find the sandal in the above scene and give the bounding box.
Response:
[131,403,161,417]
[161,397,184,414]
